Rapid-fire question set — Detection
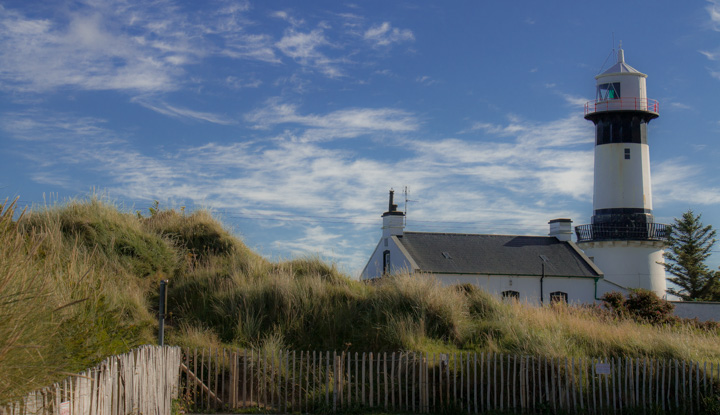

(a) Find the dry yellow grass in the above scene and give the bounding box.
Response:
[2,197,719,405]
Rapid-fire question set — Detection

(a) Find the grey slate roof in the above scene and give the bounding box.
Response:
[396,232,601,278]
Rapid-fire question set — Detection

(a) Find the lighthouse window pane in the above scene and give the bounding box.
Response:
[610,116,622,143]
[625,148,631,160]
[621,117,632,142]
[600,119,611,144]
[597,83,621,100]
[631,117,642,142]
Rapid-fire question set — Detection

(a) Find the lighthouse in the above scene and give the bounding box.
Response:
[575,47,669,298]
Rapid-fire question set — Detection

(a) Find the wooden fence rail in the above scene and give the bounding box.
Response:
[180,348,720,414]
[0,346,182,415]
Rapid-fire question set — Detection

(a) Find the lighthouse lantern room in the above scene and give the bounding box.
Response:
[575,47,669,297]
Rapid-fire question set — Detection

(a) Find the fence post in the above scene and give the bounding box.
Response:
[361,352,366,406]
[473,353,478,415]
[369,352,374,408]
[391,352,396,410]
[325,351,330,407]
[355,352,364,404]
[305,351,310,413]
[355,352,359,406]
[409,353,413,411]
[333,354,338,413]
[436,353,438,409]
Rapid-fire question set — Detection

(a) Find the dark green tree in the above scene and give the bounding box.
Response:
[663,210,720,301]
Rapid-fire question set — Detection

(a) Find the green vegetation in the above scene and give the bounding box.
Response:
[664,210,720,301]
[2,198,720,405]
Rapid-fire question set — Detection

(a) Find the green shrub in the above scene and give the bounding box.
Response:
[601,289,676,325]
[23,198,177,278]
[142,209,241,260]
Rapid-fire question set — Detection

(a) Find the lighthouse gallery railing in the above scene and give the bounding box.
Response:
[575,223,670,242]
[584,98,659,115]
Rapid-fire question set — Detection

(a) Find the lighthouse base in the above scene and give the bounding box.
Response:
[577,239,667,298]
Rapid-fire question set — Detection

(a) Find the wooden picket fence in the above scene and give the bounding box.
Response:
[0,346,182,415]
[180,348,720,414]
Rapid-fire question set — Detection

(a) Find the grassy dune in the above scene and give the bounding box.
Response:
[1,198,719,404]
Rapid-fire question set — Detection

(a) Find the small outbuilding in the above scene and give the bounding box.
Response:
[361,190,604,304]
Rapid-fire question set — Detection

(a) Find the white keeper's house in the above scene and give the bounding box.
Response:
[361,190,604,304]
[361,47,676,306]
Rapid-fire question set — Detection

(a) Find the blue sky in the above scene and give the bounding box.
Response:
[2,0,720,275]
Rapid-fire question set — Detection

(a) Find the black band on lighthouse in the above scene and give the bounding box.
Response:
[586,111,657,146]
[594,208,653,216]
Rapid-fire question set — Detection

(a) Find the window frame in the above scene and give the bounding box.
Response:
[550,291,568,304]
[597,82,621,101]
[502,290,520,301]
[382,250,391,274]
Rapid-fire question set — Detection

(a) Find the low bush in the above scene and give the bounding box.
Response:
[601,289,676,324]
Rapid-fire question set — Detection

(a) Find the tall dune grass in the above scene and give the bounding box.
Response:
[0,199,55,402]
[2,197,719,404]
[0,198,158,404]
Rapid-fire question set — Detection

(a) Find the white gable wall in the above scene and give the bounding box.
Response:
[360,235,416,280]
[433,274,598,305]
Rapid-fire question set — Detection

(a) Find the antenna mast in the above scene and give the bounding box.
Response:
[403,186,417,227]
[403,186,408,226]
[597,34,617,75]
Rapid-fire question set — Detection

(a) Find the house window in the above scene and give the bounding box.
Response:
[383,250,391,274]
[624,148,631,160]
[502,290,520,301]
[597,82,621,101]
[550,291,568,304]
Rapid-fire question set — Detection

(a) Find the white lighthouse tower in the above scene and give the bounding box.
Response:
[575,47,669,298]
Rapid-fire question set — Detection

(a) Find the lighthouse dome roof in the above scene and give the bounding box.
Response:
[597,48,645,78]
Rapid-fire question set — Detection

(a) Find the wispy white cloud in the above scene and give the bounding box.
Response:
[653,158,720,205]
[0,7,179,92]
[543,83,586,107]
[415,75,437,85]
[273,225,360,268]
[132,97,236,124]
[245,99,418,141]
[6,105,718,274]
[0,1,282,93]
[220,33,280,63]
[700,50,720,60]
[363,22,414,47]
[225,76,262,89]
[275,28,343,77]
[416,114,595,202]
[0,110,118,143]
[708,0,720,30]
[271,10,305,27]
[668,102,692,110]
